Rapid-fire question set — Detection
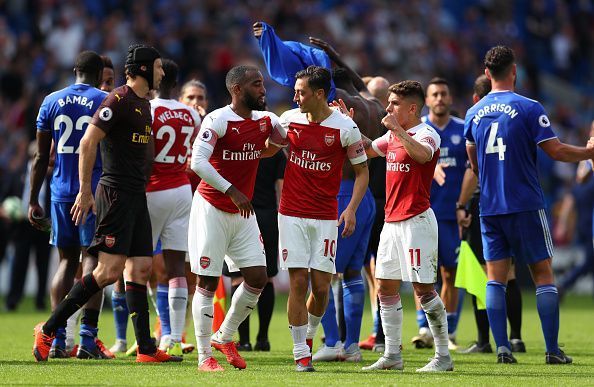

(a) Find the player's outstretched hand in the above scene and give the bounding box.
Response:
[253,22,264,38]
[28,203,45,230]
[71,191,95,226]
[226,185,254,218]
[308,37,340,61]
[433,163,449,186]
[330,99,354,119]
[338,208,356,238]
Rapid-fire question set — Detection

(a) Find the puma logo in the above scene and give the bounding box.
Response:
[293,128,302,138]
[246,306,254,310]
[412,267,421,274]
[115,94,122,101]
[231,127,240,134]
[135,108,142,115]
[204,313,214,318]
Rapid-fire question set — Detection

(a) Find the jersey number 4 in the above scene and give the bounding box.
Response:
[155,125,194,164]
[54,114,91,154]
[485,122,506,160]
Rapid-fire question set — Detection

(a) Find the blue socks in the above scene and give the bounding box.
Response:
[156,284,171,337]
[53,327,66,349]
[321,286,340,347]
[416,309,428,329]
[536,284,560,354]
[112,291,129,341]
[80,324,98,350]
[486,280,510,350]
[343,276,365,349]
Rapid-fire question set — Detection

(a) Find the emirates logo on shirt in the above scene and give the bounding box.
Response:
[324,133,335,146]
[200,256,210,269]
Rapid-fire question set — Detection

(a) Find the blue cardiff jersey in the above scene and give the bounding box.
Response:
[464,90,556,216]
[424,115,467,221]
[36,84,107,202]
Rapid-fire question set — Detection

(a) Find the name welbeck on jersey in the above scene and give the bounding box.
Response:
[57,95,95,109]
[472,103,518,124]
[222,143,261,161]
[289,149,332,172]
[156,110,194,125]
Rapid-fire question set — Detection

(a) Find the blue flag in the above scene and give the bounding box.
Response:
[257,21,336,102]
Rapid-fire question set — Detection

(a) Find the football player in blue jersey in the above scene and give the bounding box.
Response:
[29,51,111,359]
[465,45,594,364]
[411,77,466,350]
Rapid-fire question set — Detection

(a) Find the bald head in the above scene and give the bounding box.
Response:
[367,76,390,107]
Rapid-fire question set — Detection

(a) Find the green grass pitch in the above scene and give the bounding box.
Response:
[1,292,593,386]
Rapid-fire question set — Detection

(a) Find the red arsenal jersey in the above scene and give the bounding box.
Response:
[279,109,367,220]
[372,122,441,222]
[195,105,286,213]
[147,98,201,192]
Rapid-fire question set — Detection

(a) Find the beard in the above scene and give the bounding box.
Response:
[244,93,266,111]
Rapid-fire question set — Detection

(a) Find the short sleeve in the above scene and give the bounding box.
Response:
[90,91,123,134]
[371,131,390,157]
[266,112,288,147]
[36,97,50,132]
[340,119,367,164]
[464,111,475,145]
[528,102,557,144]
[278,110,292,137]
[415,126,441,157]
[194,112,224,152]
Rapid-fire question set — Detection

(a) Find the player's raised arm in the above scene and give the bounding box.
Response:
[261,113,288,158]
[71,123,106,225]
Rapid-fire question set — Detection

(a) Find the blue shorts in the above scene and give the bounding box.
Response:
[154,239,162,255]
[480,209,554,264]
[50,201,95,248]
[336,182,376,273]
[437,220,460,268]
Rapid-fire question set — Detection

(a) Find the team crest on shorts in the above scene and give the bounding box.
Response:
[324,133,335,146]
[105,235,116,248]
[259,120,267,132]
[282,249,288,261]
[200,256,210,269]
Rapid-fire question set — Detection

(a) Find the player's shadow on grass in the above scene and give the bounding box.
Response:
[0,360,170,366]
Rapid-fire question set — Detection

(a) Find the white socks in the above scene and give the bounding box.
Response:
[216,282,261,343]
[290,324,309,360]
[65,308,82,349]
[193,286,214,364]
[168,277,188,342]
[420,291,449,357]
[379,293,403,358]
[306,313,322,340]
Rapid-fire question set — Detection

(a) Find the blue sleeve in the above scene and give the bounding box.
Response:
[528,102,556,144]
[36,97,51,132]
[463,110,475,143]
[257,22,336,101]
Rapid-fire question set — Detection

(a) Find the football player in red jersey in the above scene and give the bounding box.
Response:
[189,65,286,372]
[277,66,368,372]
[361,81,453,372]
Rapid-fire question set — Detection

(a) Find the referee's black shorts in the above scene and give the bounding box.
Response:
[223,207,279,278]
[88,183,153,258]
[465,193,485,265]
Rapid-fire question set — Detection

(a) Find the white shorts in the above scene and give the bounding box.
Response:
[188,192,265,276]
[375,208,438,284]
[147,184,192,252]
[278,213,337,274]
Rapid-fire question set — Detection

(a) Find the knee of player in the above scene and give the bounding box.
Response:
[94,266,122,287]
[244,275,268,291]
[415,287,438,304]
[343,268,362,280]
[310,282,331,300]
[440,266,457,283]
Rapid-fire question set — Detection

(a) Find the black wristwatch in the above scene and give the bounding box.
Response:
[455,202,466,211]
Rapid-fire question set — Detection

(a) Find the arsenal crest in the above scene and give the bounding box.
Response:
[259,120,267,133]
[324,133,335,146]
[105,235,116,248]
[282,249,288,261]
[200,256,210,269]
